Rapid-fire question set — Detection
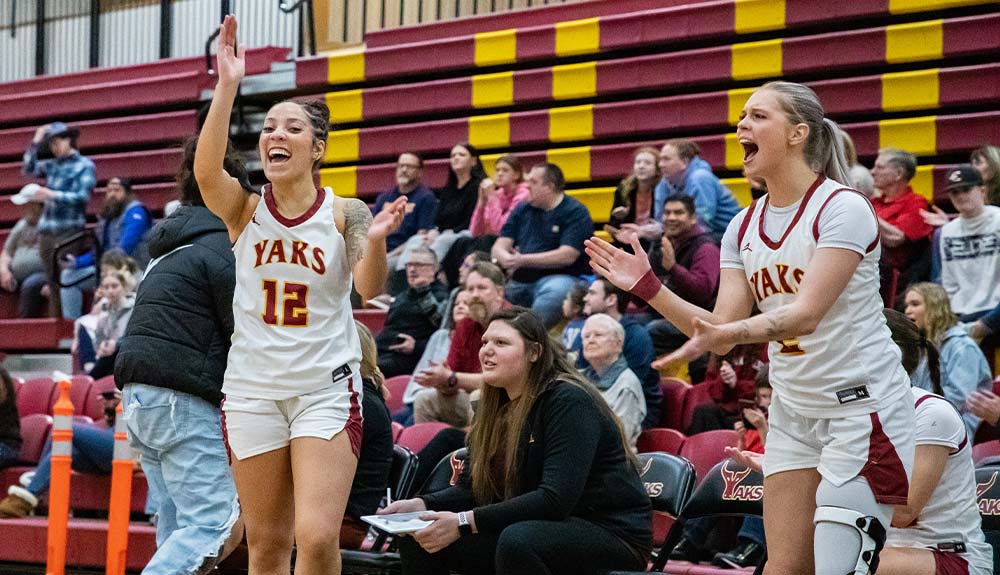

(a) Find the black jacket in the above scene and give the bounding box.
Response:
[375,282,449,357]
[114,205,235,406]
[346,378,394,520]
[420,380,653,560]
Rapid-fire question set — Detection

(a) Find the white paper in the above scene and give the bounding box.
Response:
[361,511,434,534]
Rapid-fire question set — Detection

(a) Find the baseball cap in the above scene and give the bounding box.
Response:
[944,165,983,192]
[10,183,40,206]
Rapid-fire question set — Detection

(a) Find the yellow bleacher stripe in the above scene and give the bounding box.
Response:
[731,39,782,81]
[326,89,364,124]
[721,177,754,208]
[734,0,786,34]
[882,69,939,112]
[325,129,360,163]
[468,113,511,149]
[547,146,591,182]
[471,71,514,109]
[879,116,937,156]
[885,20,943,64]
[727,87,756,125]
[555,17,600,57]
[549,105,594,143]
[889,0,994,14]
[319,166,358,198]
[474,29,517,67]
[567,187,617,222]
[480,153,503,178]
[327,48,365,85]
[910,165,935,202]
[724,134,745,171]
[551,61,597,100]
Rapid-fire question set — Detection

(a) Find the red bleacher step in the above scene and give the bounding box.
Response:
[0,517,155,570]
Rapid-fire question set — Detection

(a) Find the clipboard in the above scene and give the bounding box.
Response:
[361,511,434,534]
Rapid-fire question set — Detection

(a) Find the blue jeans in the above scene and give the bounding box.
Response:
[123,384,239,575]
[27,423,113,496]
[59,265,96,320]
[18,271,48,318]
[504,275,579,329]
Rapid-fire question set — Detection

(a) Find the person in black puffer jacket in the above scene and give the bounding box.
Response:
[113,137,250,574]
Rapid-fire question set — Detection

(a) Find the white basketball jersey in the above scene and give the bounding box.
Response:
[224,186,361,400]
[887,389,992,573]
[722,176,909,417]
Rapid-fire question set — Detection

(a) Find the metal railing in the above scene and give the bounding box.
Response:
[0,0,314,83]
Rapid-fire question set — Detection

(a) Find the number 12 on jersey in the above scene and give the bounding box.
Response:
[262,279,309,326]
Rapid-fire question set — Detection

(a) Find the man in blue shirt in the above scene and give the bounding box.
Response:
[492,163,593,328]
[654,140,739,243]
[375,153,438,264]
[22,122,96,317]
[60,177,152,319]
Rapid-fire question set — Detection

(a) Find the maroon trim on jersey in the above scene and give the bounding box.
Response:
[345,376,363,458]
[737,199,759,248]
[220,396,233,466]
[264,184,326,228]
[757,174,825,250]
[811,187,881,253]
[932,549,970,575]
[914,393,969,455]
[859,411,910,505]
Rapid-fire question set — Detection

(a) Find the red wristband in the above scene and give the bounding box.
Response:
[629,269,662,302]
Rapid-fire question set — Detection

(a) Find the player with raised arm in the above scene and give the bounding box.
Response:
[194,15,406,575]
[585,82,915,575]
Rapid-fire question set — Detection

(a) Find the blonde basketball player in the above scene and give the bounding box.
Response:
[586,82,915,575]
[194,15,406,575]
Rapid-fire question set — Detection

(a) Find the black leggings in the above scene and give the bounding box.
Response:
[398,517,645,575]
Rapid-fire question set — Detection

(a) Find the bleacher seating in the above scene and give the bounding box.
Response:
[2,0,999,570]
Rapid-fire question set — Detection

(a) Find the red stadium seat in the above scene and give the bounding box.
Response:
[15,378,56,417]
[396,422,450,453]
[383,375,410,415]
[637,428,686,455]
[974,440,1000,465]
[679,430,740,484]
[659,378,689,431]
[680,382,714,434]
[65,375,94,416]
[391,421,405,442]
[17,414,53,465]
[83,376,117,422]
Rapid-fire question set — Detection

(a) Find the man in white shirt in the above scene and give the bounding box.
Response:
[939,165,1000,322]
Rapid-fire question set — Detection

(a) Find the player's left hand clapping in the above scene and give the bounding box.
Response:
[660,317,731,366]
[414,511,461,553]
[368,196,407,241]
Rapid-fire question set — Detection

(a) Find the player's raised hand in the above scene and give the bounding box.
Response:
[216,15,246,85]
[368,196,407,242]
[584,233,652,294]
[724,447,763,474]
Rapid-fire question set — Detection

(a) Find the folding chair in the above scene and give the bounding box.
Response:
[607,452,696,574]
[975,465,1000,572]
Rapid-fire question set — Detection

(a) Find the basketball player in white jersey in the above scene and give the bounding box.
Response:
[586,82,915,575]
[194,16,406,575]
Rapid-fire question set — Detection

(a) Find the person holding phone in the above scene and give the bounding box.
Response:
[685,344,763,435]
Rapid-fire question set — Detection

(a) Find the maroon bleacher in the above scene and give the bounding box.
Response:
[0,517,155,570]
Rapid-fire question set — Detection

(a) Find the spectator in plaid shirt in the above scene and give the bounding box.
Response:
[22,122,96,317]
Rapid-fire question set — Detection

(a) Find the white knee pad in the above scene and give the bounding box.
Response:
[814,506,886,575]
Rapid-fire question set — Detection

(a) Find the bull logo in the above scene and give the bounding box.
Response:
[449,453,465,486]
[639,458,654,478]
[721,460,763,502]
[639,457,664,497]
[978,471,1000,515]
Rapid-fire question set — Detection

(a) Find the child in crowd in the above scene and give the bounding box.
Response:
[560,282,588,357]
[686,344,764,435]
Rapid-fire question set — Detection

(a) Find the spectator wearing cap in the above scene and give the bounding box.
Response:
[870,147,933,306]
[0,199,46,317]
[937,165,1000,324]
[21,122,96,317]
[60,177,153,320]
[654,140,740,244]
[491,163,593,328]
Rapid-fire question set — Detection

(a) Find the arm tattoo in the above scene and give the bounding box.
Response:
[343,199,373,268]
[764,307,790,340]
[735,320,752,343]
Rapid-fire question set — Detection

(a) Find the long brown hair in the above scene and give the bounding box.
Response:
[906,283,958,347]
[883,308,942,396]
[615,147,661,220]
[972,144,1000,206]
[0,364,12,406]
[354,320,384,393]
[467,307,635,505]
